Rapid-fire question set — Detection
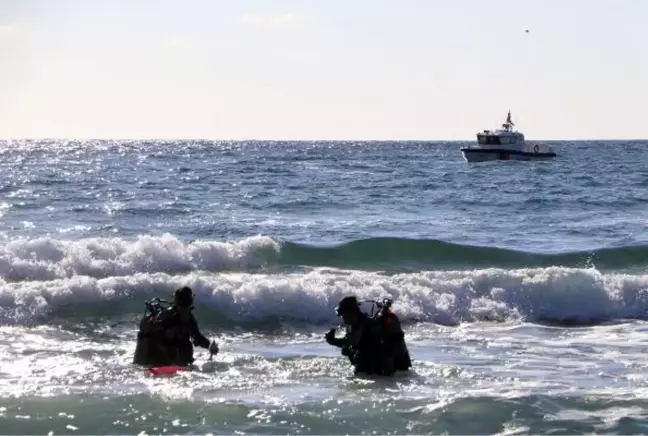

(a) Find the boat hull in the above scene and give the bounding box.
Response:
[460,148,556,162]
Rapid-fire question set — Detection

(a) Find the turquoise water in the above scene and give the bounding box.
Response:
[1,139,648,434]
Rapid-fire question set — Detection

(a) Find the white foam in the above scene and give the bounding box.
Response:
[1,266,648,326]
[0,203,11,218]
[0,234,281,282]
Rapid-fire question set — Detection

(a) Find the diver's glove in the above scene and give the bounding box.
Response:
[208,340,219,356]
[324,328,337,345]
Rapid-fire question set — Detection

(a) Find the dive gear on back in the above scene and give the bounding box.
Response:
[133,298,174,366]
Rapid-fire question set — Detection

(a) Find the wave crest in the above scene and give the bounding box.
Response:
[0,234,280,281]
[2,266,648,328]
[1,234,647,284]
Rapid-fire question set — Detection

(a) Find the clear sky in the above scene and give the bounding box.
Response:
[1,0,647,140]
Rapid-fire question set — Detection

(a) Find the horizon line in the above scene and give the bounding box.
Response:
[1,137,647,142]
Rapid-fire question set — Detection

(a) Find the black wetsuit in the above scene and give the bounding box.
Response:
[326,312,412,375]
[133,306,210,367]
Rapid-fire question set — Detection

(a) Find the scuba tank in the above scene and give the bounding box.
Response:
[137,298,170,337]
[133,298,173,366]
[363,297,412,371]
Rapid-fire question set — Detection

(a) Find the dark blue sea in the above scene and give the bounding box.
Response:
[1,139,648,434]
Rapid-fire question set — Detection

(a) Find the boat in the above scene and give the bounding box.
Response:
[460,111,556,162]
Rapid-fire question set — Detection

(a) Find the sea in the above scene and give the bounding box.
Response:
[1,139,648,435]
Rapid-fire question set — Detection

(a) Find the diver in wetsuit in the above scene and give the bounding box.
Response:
[325,296,412,375]
[133,286,219,367]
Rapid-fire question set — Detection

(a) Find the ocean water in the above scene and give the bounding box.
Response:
[1,139,648,435]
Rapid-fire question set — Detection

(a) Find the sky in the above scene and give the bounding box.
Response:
[1,0,647,140]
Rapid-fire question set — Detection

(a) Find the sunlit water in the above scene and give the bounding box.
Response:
[1,139,648,434]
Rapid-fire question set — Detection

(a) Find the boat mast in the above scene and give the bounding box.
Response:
[502,110,514,132]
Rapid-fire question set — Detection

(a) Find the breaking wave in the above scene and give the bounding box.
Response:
[1,234,647,283]
[1,265,648,328]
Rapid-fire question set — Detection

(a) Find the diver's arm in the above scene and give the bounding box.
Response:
[325,328,345,348]
[189,315,211,349]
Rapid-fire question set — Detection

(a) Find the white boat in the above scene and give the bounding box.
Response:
[460,111,556,162]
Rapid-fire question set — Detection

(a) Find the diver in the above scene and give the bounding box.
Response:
[133,286,219,367]
[325,295,412,376]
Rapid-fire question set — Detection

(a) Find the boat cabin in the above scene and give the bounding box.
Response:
[477,130,525,145]
[475,111,525,146]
